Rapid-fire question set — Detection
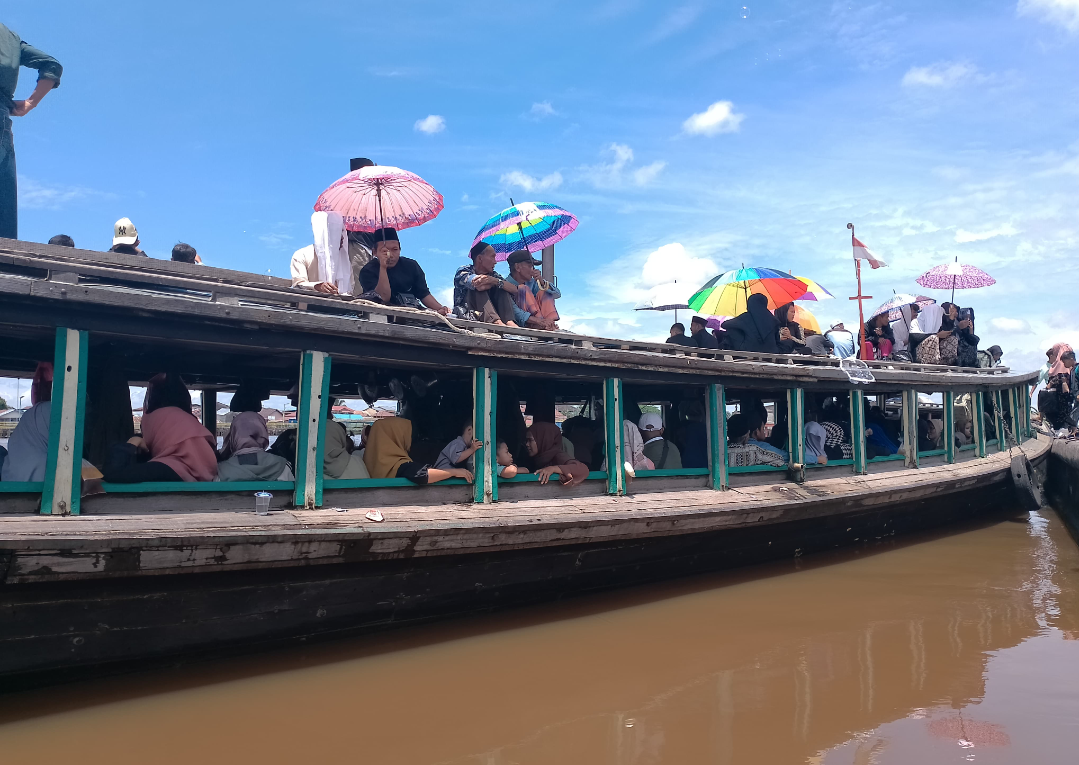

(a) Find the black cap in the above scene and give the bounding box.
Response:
[371,227,399,243]
[350,157,374,172]
[507,249,541,267]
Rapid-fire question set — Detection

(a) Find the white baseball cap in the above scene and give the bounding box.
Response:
[113,217,139,246]
[639,412,663,432]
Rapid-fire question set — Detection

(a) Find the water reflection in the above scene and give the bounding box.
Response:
[0,511,1077,764]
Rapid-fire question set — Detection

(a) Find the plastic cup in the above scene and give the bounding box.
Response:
[254,492,272,515]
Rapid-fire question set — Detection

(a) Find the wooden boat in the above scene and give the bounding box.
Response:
[0,237,1045,686]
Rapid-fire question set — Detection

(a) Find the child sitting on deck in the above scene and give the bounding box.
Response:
[434,421,482,472]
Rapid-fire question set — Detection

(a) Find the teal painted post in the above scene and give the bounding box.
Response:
[850,389,867,475]
[706,383,728,490]
[473,367,498,503]
[41,328,89,516]
[903,389,919,468]
[604,378,626,495]
[973,391,987,458]
[787,388,805,466]
[1008,387,1022,445]
[293,351,331,509]
[944,392,956,463]
[994,389,1007,451]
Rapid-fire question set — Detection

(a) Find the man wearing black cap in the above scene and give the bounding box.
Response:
[357,227,450,314]
[453,242,520,326]
[505,249,561,330]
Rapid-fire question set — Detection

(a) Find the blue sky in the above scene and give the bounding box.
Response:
[4,0,1079,405]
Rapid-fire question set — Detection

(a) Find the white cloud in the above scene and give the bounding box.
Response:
[258,232,293,249]
[529,101,557,118]
[18,177,108,210]
[641,243,718,290]
[647,4,703,44]
[461,193,469,202]
[989,317,1032,334]
[902,61,978,88]
[499,170,564,192]
[579,144,666,188]
[954,224,1018,242]
[682,101,744,136]
[414,115,446,134]
[1018,0,1079,32]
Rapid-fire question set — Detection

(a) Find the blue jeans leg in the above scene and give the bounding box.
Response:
[0,115,16,240]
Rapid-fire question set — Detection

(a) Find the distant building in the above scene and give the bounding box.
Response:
[260,408,284,422]
[0,408,25,423]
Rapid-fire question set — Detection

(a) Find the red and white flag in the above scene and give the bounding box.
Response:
[852,236,886,269]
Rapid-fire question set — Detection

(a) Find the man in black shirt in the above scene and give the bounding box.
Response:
[689,316,720,349]
[666,322,695,347]
[357,228,450,314]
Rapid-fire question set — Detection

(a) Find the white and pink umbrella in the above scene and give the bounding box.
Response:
[314,165,444,233]
[916,257,996,302]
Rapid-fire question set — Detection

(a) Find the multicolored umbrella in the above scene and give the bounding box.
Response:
[916,258,996,302]
[869,293,936,322]
[314,165,444,232]
[707,305,821,333]
[794,276,834,302]
[472,201,578,261]
[689,267,809,317]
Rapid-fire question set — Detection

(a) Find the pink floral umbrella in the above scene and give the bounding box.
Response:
[916,257,996,302]
[314,165,444,233]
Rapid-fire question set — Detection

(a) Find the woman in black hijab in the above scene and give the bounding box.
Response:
[723,293,780,352]
[774,302,809,354]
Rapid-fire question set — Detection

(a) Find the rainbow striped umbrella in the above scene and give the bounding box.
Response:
[472,201,578,261]
[794,276,834,301]
[689,267,809,317]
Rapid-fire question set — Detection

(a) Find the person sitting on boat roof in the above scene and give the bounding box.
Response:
[103,372,218,483]
[291,211,353,295]
[638,412,682,470]
[725,413,787,468]
[746,410,789,463]
[452,242,520,326]
[978,344,1003,368]
[689,316,720,349]
[506,249,561,331]
[0,362,52,482]
[171,242,201,264]
[774,303,811,355]
[825,323,856,359]
[358,228,450,314]
[912,303,958,366]
[666,323,695,347]
[109,217,147,257]
[861,313,894,360]
[722,293,781,353]
[889,304,920,362]
[48,234,74,247]
[523,422,589,487]
[364,416,471,484]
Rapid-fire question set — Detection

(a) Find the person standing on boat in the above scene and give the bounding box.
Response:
[346,157,375,270]
[358,227,450,314]
[0,23,62,240]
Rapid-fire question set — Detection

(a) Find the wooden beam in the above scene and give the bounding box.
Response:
[706,383,729,490]
[1008,386,1022,445]
[473,367,497,504]
[787,388,805,466]
[944,391,956,464]
[202,389,217,434]
[40,328,88,515]
[851,389,867,475]
[993,389,1007,451]
[604,378,626,495]
[901,389,919,468]
[294,351,330,509]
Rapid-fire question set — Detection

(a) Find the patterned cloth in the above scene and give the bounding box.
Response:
[822,421,853,459]
[728,442,787,468]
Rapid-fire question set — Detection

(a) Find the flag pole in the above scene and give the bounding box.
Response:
[848,223,868,359]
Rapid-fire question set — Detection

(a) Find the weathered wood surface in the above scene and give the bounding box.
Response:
[0,269,1036,389]
[0,438,1048,583]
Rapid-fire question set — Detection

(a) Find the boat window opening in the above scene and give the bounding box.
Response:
[867,390,906,462]
[724,388,791,473]
[916,390,947,459]
[621,384,710,478]
[0,364,46,495]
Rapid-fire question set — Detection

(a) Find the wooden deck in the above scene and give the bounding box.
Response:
[0,439,1049,584]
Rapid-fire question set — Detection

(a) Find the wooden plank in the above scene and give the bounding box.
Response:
[707,383,728,490]
[851,389,867,475]
[604,378,625,495]
[294,351,329,509]
[903,389,918,468]
[788,388,805,466]
[40,328,88,516]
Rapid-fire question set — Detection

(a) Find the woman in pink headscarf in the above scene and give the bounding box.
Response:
[103,373,218,483]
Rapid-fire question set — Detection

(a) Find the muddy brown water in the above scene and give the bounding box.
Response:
[1,509,1078,764]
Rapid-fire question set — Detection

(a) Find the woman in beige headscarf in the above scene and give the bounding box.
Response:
[364,417,473,484]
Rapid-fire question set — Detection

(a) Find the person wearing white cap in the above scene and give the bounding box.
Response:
[109,217,146,257]
[638,411,682,470]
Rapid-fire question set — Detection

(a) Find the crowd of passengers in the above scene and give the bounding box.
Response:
[1,355,1006,486]
[666,293,1004,370]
